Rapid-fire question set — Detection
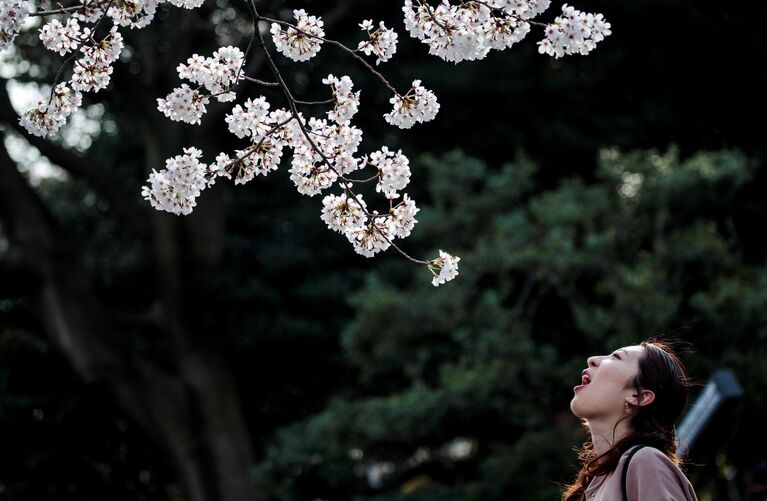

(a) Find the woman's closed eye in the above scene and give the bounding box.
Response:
[611,352,621,359]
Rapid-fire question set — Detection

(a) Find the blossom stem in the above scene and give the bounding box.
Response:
[293,98,334,106]
[241,75,279,87]
[30,3,93,17]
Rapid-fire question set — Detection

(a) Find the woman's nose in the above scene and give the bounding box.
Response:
[587,356,599,368]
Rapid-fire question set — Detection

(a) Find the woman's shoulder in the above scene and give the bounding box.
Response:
[622,445,698,501]
[624,445,677,466]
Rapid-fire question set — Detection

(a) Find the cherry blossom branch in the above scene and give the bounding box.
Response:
[256,15,400,96]
[220,116,295,173]
[46,0,116,103]
[250,1,428,266]
[294,98,334,106]
[241,76,279,87]
[30,4,92,17]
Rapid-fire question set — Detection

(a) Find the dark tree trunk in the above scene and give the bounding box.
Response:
[0,136,262,501]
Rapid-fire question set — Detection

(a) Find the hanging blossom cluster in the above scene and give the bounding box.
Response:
[384,80,440,129]
[357,19,399,65]
[402,0,609,63]
[270,9,325,62]
[20,20,124,136]
[4,1,611,286]
[18,82,82,137]
[145,1,610,286]
[145,69,439,277]
[537,3,612,58]
[0,0,28,51]
[140,147,209,215]
[157,46,245,124]
[8,0,211,138]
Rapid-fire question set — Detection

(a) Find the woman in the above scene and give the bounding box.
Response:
[562,340,698,501]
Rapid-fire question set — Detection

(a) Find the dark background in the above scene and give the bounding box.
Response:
[1,0,765,499]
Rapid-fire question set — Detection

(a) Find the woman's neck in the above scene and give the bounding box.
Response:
[587,417,633,455]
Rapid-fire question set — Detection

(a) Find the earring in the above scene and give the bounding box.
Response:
[624,398,632,414]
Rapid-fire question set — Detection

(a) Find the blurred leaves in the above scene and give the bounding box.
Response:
[253,147,766,499]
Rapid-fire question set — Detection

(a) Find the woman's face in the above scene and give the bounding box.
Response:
[570,345,645,421]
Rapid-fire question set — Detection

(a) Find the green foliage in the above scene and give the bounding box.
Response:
[254,148,766,499]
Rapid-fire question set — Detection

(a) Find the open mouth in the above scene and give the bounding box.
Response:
[573,372,591,392]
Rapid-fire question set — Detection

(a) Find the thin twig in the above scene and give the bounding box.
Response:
[293,98,334,106]
[30,4,89,16]
[242,75,279,87]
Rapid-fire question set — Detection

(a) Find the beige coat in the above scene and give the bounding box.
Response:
[584,445,698,501]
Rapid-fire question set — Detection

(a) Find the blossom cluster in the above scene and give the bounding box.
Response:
[9,0,210,138]
[430,250,461,286]
[384,80,440,129]
[148,66,458,283]
[0,0,29,51]
[157,46,245,124]
[322,74,360,125]
[20,21,124,137]
[19,83,82,137]
[39,18,83,56]
[357,20,398,65]
[6,0,613,286]
[537,4,612,58]
[270,9,325,62]
[141,147,211,216]
[320,192,419,258]
[402,0,539,63]
[402,0,608,64]
[364,146,411,200]
[72,26,123,92]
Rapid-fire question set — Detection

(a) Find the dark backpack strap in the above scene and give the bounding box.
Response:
[621,445,648,501]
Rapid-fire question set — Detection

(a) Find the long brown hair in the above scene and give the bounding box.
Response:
[561,339,692,501]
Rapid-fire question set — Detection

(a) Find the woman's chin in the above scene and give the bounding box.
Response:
[569,398,582,417]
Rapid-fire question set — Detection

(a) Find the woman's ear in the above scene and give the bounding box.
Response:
[636,389,655,407]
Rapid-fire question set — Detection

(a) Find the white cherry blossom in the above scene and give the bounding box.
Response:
[157,84,210,124]
[289,145,338,196]
[270,9,325,62]
[430,250,461,286]
[107,0,162,29]
[40,18,83,56]
[498,0,552,20]
[347,216,396,257]
[537,3,612,58]
[177,46,245,100]
[364,146,411,200]
[19,83,83,138]
[357,20,398,65]
[322,74,360,125]
[391,194,419,238]
[71,54,114,92]
[80,26,124,65]
[0,0,28,51]
[224,97,271,140]
[321,191,368,234]
[141,147,209,215]
[384,80,439,129]
[167,0,204,9]
[484,16,531,50]
[230,140,283,185]
[72,1,103,23]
